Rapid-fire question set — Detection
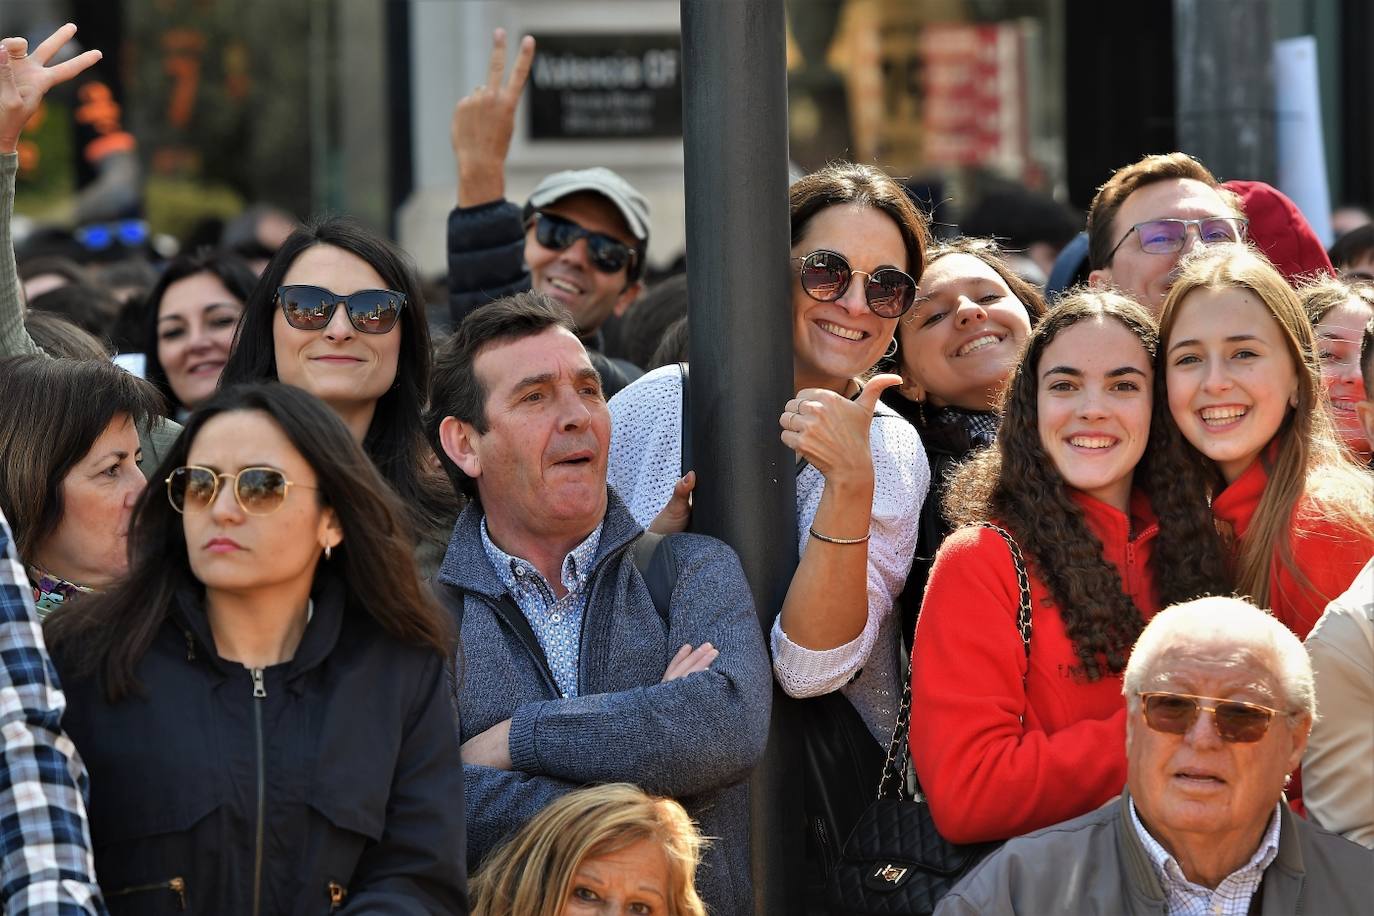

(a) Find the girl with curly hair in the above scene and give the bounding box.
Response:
[909,290,1226,844]
[1153,243,1374,639]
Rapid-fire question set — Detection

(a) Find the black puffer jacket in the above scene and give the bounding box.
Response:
[55,572,468,915]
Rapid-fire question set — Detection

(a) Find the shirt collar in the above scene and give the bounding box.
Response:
[1129,797,1282,893]
[479,517,604,596]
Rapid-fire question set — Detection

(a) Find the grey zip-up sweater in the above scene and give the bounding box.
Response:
[435,490,771,915]
[936,790,1374,915]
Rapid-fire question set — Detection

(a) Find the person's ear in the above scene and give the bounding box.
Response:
[1088,267,1112,289]
[613,280,643,318]
[439,416,483,479]
[317,507,343,554]
[1286,714,1313,775]
[897,366,927,404]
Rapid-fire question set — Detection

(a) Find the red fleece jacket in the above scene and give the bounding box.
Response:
[1211,456,1374,640]
[910,490,1160,844]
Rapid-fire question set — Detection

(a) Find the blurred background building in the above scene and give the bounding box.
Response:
[3,0,1370,273]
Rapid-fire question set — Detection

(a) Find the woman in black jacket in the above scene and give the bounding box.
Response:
[45,382,466,915]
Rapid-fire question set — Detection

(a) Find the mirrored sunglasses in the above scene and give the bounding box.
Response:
[166,466,313,516]
[276,285,406,334]
[792,249,917,319]
[1138,691,1283,744]
[533,212,637,275]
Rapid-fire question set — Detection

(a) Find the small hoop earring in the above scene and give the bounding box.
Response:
[324,544,332,561]
[882,338,898,361]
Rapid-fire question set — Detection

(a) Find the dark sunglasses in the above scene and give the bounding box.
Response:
[1107,217,1249,261]
[166,466,315,516]
[792,249,917,319]
[1138,691,1285,744]
[533,212,638,275]
[276,285,406,334]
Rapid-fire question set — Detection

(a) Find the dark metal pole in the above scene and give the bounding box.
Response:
[680,1,801,913]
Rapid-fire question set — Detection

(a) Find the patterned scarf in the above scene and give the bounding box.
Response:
[932,405,999,449]
[29,567,92,621]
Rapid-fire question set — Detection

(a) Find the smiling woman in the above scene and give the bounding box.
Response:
[0,356,163,616]
[909,290,1228,845]
[1298,275,1374,462]
[1151,243,1374,640]
[218,218,458,574]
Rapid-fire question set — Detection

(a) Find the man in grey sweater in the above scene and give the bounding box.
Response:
[427,290,771,915]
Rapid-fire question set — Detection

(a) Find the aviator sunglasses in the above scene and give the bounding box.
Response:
[792,249,917,319]
[166,466,315,516]
[1107,217,1249,261]
[276,285,407,335]
[533,212,638,275]
[1137,691,1286,744]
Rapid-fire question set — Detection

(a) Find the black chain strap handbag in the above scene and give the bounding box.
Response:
[824,523,1033,915]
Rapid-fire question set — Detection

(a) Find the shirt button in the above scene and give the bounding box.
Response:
[550,614,562,624]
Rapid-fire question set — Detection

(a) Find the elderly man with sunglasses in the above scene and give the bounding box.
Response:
[935,596,1372,916]
[1087,152,1248,315]
[446,30,646,395]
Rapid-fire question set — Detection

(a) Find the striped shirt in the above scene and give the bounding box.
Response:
[1130,798,1280,916]
[0,510,105,914]
[480,518,602,698]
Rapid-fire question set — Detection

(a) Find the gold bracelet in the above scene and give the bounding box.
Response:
[808,526,870,545]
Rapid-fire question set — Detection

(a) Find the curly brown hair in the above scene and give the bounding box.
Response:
[945,289,1228,679]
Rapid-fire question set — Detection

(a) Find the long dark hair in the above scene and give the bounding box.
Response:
[141,248,258,410]
[218,217,456,536]
[44,383,455,702]
[0,356,164,562]
[945,290,1227,679]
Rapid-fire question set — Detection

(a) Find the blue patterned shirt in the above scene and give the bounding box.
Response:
[1130,798,1280,916]
[480,519,603,698]
[0,511,106,914]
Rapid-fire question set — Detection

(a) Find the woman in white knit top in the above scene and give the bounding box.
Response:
[608,162,931,743]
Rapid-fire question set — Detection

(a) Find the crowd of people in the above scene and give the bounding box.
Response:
[1,21,1372,916]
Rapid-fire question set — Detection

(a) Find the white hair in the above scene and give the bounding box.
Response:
[1122,596,1317,720]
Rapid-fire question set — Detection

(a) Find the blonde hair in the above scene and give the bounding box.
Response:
[1157,243,1374,607]
[471,784,708,916]
[1297,273,1374,327]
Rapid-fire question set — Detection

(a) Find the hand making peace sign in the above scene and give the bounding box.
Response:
[451,28,536,207]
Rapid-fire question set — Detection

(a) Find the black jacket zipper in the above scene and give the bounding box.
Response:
[251,667,266,916]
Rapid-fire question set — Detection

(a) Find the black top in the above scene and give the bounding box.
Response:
[55,571,469,915]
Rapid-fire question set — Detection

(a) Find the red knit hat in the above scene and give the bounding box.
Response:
[1223,179,1334,283]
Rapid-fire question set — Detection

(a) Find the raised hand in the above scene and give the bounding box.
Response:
[0,23,103,154]
[451,28,536,207]
[779,373,903,482]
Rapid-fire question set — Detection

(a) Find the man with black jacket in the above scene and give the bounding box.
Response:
[446,30,645,396]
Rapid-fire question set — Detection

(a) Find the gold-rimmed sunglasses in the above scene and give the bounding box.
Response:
[165,466,315,516]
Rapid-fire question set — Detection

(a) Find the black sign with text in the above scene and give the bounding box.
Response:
[528,33,682,140]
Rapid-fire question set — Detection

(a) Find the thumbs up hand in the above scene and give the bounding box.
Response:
[779,373,902,482]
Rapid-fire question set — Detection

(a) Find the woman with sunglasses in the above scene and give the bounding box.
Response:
[44,382,466,914]
[218,217,458,574]
[1151,243,1374,641]
[143,248,257,417]
[910,291,1226,845]
[880,237,1046,636]
[609,162,930,750]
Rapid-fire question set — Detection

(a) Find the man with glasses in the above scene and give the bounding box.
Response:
[1087,152,1247,314]
[935,596,1371,915]
[447,30,647,394]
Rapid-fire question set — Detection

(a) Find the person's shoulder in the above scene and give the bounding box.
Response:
[1306,560,1374,649]
[936,523,1012,562]
[1291,809,1374,868]
[609,362,683,403]
[959,799,1122,881]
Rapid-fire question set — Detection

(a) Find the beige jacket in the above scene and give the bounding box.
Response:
[1304,558,1374,849]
